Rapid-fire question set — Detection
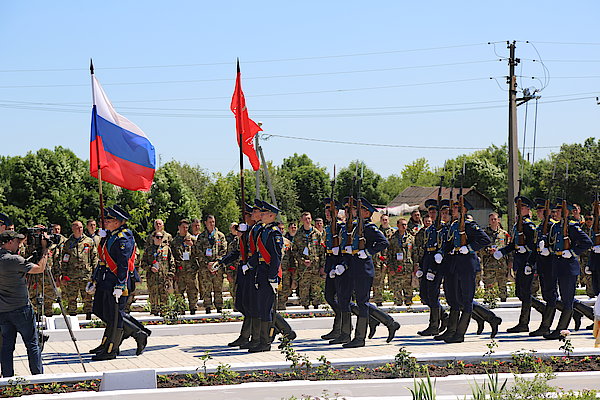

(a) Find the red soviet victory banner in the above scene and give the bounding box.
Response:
[230,60,262,171]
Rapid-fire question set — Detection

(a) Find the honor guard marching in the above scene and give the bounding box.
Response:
[494,196,537,333]
[543,198,593,339]
[89,205,149,361]
[436,196,493,343]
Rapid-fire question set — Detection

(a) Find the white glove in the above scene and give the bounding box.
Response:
[357,249,368,259]
[459,246,469,255]
[270,281,278,294]
[335,264,346,275]
[426,272,436,281]
[585,265,592,275]
[85,282,96,295]
[540,247,550,257]
[517,245,527,254]
[538,240,545,250]
[415,269,424,278]
[493,250,503,260]
[434,253,443,264]
[241,264,250,274]
[98,229,107,238]
[238,223,248,232]
[344,246,353,254]
[562,249,573,259]
[329,269,336,279]
[332,247,340,256]
[524,265,533,275]
[593,245,600,254]
[113,288,123,300]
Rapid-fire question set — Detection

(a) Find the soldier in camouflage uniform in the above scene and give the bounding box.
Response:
[60,221,99,317]
[291,212,325,309]
[173,233,200,313]
[141,231,176,315]
[387,218,415,306]
[372,215,396,306]
[480,212,510,302]
[85,219,101,247]
[407,209,424,234]
[194,215,227,313]
[145,219,173,246]
[278,225,294,310]
[225,223,240,304]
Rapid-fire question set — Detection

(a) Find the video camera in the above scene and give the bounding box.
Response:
[18,226,61,262]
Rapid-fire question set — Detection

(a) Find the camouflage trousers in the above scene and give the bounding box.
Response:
[147,271,172,315]
[297,270,323,308]
[61,278,93,315]
[482,265,508,301]
[198,268,224,309]
[175,270,199,311]
[580,264,595,297]
[28,274,56,317]
[371,261,387,304]
[388,270,413,306]
[278,269,296,309]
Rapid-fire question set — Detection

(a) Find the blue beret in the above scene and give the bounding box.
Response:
[261,201,280,215]
[514,196,534,209]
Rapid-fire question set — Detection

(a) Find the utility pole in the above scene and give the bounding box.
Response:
[507,41,520,230]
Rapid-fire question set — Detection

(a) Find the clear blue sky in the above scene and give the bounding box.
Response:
[1,1,599,177]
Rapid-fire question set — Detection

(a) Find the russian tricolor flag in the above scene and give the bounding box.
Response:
[90,74,155,192]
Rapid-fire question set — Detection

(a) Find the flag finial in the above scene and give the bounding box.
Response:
[90,59,94,75]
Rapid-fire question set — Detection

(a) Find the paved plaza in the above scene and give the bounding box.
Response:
[9,299,600,378]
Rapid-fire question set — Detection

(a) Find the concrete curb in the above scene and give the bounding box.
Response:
[4,348,600,386]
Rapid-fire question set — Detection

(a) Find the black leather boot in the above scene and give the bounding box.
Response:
[444,312,472,343]
[248,320,272,353]
[434,309,459,341]
[343,317,368,348]
[530,305,556,336]
[544,309,573,340]
[229,317,252,347]
[557,300,582,331]
[418,308,441,336]
[240,317,260,349]
[473,302,502,338]
[329,312,352,344]
[352,303,380,339]
[369,306,400,342]
[274,312,297,347]
[440,310,449,332]
[507,303,531,333]
[531,297,546,315]
[322,313,342,340]
[472,311,485,335]
[573,299,594,330]
[124,314,152,336]
[92,328,123,361]
[89,327,110,354]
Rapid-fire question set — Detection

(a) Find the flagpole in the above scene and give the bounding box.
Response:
[236,59,246,222]
[90,59,106,228]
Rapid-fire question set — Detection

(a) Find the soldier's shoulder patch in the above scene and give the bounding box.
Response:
[118,232,124,238]
[272,226,279,231]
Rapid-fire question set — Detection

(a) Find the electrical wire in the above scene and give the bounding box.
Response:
[0,42,494,73]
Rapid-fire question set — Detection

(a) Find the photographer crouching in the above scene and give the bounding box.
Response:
[0,230,48,377]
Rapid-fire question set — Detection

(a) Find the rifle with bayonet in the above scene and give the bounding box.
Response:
[516,179,525,246]
[356,165,365,251]
[329,166,339,248]
[562,163,571,251]
[458,161,467,247]
[344,165,358,249]
[436,174,443,231]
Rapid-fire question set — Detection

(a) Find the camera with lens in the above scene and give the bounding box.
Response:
[18,226,60,262]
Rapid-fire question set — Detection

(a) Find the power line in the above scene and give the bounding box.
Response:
[0,42,493,73]
[0,61,500,89]
[262,133,560,150]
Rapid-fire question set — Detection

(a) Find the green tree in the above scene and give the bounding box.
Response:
[335,160,386,205]
[280,153,330,215]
